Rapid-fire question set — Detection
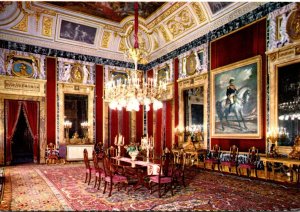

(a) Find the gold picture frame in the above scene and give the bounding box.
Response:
[210,56,262,138]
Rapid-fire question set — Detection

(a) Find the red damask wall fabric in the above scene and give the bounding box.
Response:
[147,70,153,137]
[155,108,162,156]
[46,57,56,144]
[165,100,173,150]
[210,19,266,152]
[136,105,144,143]
[122,108,130,145]
[110,109,118,146]
[95,65,104,144]
[174,58,179,147]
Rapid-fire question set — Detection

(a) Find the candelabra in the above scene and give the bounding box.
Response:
[141,135,154,162]
[175,126,184,147]
[81,121,89,139]
[267,127,288,156]
[63,120,72,141]
[114,134,124,157]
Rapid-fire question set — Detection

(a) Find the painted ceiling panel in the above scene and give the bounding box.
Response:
[46,2,165,22]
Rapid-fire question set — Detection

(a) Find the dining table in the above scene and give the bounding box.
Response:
[111,156,161,193]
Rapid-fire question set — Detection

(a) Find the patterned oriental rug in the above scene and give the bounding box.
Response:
[5,163,300,211]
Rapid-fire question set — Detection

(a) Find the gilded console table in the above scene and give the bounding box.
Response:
[260,157,300,183]
[172,148,207,166]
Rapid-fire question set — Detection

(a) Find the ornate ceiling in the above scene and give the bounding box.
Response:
[0,2,265,64]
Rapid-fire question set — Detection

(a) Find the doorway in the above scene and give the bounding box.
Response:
[11,110,34,164]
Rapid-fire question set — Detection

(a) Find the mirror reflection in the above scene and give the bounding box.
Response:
[64,94,88,139]
[183,86,204,141]
[278,63,300,146]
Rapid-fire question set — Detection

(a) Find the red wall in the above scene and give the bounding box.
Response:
[210,19,266,152]
[95,65,104,144]
[174,58,179,147]
[147,70,154,137]
[46,57,56,144]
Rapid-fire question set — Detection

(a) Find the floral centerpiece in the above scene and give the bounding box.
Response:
[124,142,140,161]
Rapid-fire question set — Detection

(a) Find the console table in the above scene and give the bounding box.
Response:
[172,148,207,166]
[66,144,94,161]
[260,157,300,183]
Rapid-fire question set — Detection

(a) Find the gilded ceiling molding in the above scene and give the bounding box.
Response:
[158,25,170,43]
[42,16,53,37]
[101,31,111,49]
[147,2,185,29]
[191,3,207,24]
[11,13,28,32]
[119,37,126,52]
[165,7,195,38]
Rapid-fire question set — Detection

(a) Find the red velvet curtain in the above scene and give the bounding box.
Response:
[46,57,56,145]
[22,101,39,162]
[96,65,104,144]
[5,100,22,164]
[210,19,266,152]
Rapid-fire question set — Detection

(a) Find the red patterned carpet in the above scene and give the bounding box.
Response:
[5,163,300,211]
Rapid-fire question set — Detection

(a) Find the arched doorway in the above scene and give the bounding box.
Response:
[11,110,34,164]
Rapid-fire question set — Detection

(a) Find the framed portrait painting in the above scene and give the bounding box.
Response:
[210,56,262,138]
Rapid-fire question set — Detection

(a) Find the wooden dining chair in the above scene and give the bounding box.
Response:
[149,153,175,198]
[220,145,239,174]
[92,150,105,190]
[204,144,221,171]
[173,150,186,187]
[83,148,94,185]
[102,155,128,197]
[238,146,259,177]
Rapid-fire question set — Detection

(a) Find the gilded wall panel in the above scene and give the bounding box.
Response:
[165,7,195,38]
[42,16,53,37]
[11,14,28,32]
[101,31,111,48]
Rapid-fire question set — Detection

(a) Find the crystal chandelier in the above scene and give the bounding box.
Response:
[104,3,167,112]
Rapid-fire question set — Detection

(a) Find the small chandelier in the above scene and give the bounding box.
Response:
[104,2,167,112]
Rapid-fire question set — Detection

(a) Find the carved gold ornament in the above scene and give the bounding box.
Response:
[287,9,300,41]
[119,37,126,52]
[71,64,83,83]
[42,16,53,37]
[101,31,111,48]
[191,2,206,23]
[11,14,28,32]
[166,8,195,38]
[186,53,196,76]
[148,2,184,29]
[158,25,170,42]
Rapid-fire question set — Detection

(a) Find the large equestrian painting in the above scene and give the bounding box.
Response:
[210,56,262,138]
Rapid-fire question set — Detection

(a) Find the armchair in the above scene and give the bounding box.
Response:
[45,143,59,164]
